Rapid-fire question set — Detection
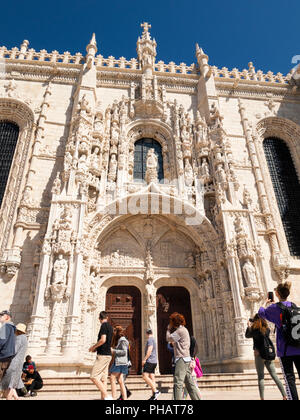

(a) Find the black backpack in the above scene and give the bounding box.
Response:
[277,302,300,350]
[259,333,276,361]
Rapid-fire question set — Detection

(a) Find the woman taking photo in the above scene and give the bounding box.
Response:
[245,314,286,400]
[109,325,129,400]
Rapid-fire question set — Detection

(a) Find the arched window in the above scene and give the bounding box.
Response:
[263,137,300,256]
[0,121,19,207]
[133,138,164,182]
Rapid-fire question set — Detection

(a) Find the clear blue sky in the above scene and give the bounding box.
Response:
[0,0,299,75]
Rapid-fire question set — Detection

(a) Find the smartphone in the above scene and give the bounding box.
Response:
[268,291,274,302]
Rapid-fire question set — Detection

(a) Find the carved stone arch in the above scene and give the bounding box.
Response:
[255,117,300,257]
[127,120,176,181]
[0,98,35,254]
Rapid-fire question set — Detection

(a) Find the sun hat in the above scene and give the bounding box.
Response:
[16,323,27,333]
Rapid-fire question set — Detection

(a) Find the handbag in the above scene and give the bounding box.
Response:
[194,357,203,378]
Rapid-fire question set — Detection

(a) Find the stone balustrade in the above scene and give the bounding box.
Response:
[0,45,291,83]
[211,62,289,85]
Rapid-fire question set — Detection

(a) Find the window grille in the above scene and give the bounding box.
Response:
[133,138,164,182]
[263,137,300,257]
[0,121,19,207]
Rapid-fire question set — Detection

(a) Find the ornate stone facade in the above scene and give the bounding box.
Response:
[1,24,300,376]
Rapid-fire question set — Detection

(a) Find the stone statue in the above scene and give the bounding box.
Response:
[145,149,158,184]
[146,280,156,307]
[242,259,257,287]
[51,174,61,195]
[89,147,101,175]
[108,154,117,182]
[201,158,210,178]
[184,159,194,187]
[52,254,68,285]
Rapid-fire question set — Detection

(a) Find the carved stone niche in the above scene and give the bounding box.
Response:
[134,78,164,118]
[134,96,164,119]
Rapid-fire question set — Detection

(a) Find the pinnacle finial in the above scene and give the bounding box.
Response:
[141,22,151,34]
[90,33,96,46]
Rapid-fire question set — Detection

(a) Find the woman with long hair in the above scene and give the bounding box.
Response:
[109,325,129,400]
[246,314,286,400]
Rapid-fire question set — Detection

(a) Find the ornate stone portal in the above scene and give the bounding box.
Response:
[0,22,300,376]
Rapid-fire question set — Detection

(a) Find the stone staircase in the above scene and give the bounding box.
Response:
[39,372,299,396]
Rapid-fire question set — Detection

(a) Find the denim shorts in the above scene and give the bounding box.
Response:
[110,363,128,375]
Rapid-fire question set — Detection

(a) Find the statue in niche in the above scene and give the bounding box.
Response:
[79,94,91,114]
[184,159,194,187]
[64,151,73,173]
[111,122,119,147]
[215,164,226,184]
[145,149,158,184]
[242,258,258,288]
[78,154,88,173]
[89,147,101,175]
[146,280,156,307]
[201,158,210,178]
[51,174,61,195]
[185,252,195,268]
[52,254,68,285]
[108,154,117,182]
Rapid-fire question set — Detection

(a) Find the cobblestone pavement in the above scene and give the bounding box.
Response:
[4,388,287,400]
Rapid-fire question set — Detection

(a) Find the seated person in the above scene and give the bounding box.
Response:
[23,365,43,397]
[23,355,37,373]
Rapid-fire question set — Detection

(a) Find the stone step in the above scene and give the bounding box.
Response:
[38,373,299,394]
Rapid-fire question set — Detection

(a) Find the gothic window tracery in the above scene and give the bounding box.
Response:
[0,120,19,207]
[263,137,300,257]
[133,138,164,182]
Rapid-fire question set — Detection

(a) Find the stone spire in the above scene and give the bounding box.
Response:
[137,22,157,75]
[86,33,97,69]
[196,43,210,78]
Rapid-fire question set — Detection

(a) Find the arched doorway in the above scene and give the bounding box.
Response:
[156,286,193,374]
[106,286,142,374]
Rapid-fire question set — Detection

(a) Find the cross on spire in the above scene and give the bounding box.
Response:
[141,22,151,34]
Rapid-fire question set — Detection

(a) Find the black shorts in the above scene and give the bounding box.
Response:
[143,362,157,374]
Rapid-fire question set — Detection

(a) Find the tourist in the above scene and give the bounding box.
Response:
[23,364,43,397]
[166,312,201,400]
[117,342,132,400]
[89,311,113,400]
[110,325,130,400]
[258,282,300,400]
[142,328,160,400]
[245,314,287,400]
[183,335,202,399]
[1,323,28,400]
[23,355,37,373]
[0,310,16,386]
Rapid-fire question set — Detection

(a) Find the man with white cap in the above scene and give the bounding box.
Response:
[0,310,16,382]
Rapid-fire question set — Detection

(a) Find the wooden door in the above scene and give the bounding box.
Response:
[156,286,193,374]
[106,286,141,374]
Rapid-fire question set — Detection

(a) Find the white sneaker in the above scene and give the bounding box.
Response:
[104,395,113,400]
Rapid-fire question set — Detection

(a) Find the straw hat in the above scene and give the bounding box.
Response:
[16,323,27,334]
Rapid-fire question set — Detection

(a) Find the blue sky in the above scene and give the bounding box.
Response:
[0,0,299,75]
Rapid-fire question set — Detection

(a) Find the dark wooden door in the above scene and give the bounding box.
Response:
[157,286,193,374]
[106,286,141,374]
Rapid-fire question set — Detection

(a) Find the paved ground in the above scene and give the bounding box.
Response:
[4,388,286,400]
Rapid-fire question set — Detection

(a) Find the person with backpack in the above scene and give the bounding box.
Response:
[258,282,300,400]
[245,314,287,400]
